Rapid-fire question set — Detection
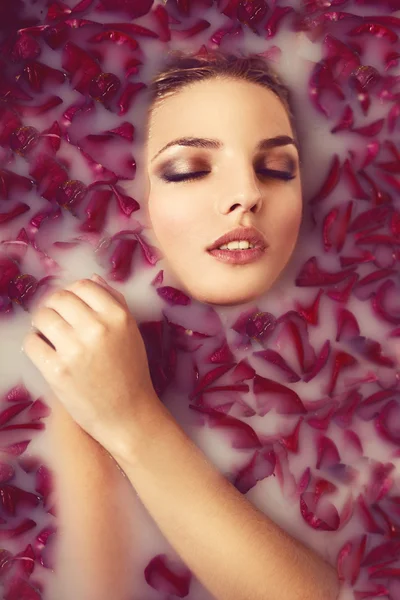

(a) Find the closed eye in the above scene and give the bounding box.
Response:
[161,169,296,183]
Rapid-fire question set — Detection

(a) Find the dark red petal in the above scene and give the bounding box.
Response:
[357,494,384,534]
[0,256,20,294]
[144,554,192,597]
[11,32,41,61]
[362,541,400,567]
[372,279,400,325]
[232,308,276,344]
[109,239,137,282]
[0,203,30,226]
[136,233,162,265]
[254,349,300,382]
[105,22,158,39]
[89,30,139,51]
[0,484,40,516]
[80,189,112,233]
[375,399,400,445]
[10,126,40,156]
[231,359,256,382]
[295,289,323,326]
[3,576,42,600]
[296,467,311,496]
[302,340,330,383]
[118,82,146,116]
[316,435,341,469]
[157,286,191,307]
[349,205,392,233]
[13,96,63,117]
[0,464,14,484]
[352,119,385,137]
[349,22,398,43]
[88,72,121,106]
[331,105,354,133]
[188,405,262,449]
[344,430,363,454]
[336,308,360,341]
[22,60,66,92]
[151,5,171,42]
[233,446,276,493]
[111,185,140,217]
[307,401,338,430]
[27,399,51,421]
[253,374,307,415]
[62,42,101,94]
[343,160,368,199]
[300,493,340,531]
[8,274,38,310]
[310,154,341,204]
[0,402,31,427]
[208,340,235,364]
[333,390,362,428]
[296,257,356,287]
[264,6,293,38]
[97,0,154,18]
[105,122,135,141]
[151,270,163,287]
[190,364,233,398]
[361,141,380,169]
[328,350,358,396]
[281,417,303,453]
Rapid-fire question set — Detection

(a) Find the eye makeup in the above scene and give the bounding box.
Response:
[155,150,299,184]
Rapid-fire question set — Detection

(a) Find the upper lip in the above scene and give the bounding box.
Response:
[207,226,268,251]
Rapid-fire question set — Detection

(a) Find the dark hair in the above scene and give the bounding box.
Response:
[145,48,299,146]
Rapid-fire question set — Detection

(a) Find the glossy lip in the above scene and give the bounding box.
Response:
[208,247,266,265]
[207,226,268,251]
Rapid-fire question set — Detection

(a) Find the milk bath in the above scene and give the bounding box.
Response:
[0,0,399,598]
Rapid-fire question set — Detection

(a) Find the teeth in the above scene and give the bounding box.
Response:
[219,240,254,250]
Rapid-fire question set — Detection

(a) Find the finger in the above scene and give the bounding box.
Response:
[91,274,128,308]
[23,330,56,368]
[43,289,97,330]
[65,278,126,314]
[31,307,73,351]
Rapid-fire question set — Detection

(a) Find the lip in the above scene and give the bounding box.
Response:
[208,247,266,265]
[207,226,268,252]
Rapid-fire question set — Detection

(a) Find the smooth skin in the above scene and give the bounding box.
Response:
[24,275,341,600]
[22,77,348,600]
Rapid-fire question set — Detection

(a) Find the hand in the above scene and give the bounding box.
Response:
[23,274,160,453]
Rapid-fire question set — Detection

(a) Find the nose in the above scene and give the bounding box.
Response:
[217,163,263,215]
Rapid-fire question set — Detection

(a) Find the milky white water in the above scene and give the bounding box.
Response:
[0,0,399,598]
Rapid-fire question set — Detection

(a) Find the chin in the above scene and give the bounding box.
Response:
[193,284,268,307]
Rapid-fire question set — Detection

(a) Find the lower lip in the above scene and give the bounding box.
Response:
[207,247,266,265]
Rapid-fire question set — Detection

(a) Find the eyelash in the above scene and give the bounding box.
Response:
[161,169,296,184]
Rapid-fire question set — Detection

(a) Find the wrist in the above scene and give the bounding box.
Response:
[108,392,170,466]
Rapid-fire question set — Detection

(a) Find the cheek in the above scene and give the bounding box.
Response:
[271,193,302,250]
[148,193,196,249]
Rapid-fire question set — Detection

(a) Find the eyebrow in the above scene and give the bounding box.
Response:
[151,135,298,162]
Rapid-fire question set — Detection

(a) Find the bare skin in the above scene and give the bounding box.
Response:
[20,77,357,599]
[24,275,341,600]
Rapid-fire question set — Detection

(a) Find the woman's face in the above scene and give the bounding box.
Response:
[144,76,303,306]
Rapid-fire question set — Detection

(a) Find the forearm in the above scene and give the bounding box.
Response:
[113,400,340,600]
[45,396,136,600]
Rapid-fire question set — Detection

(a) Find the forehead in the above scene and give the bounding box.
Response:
[146,77,293,151]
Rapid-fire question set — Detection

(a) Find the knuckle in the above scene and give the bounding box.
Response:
[47,289,71,305]
[53,360,68,378]
[90,320,107,338]
[73,278,91,290]
[113,306,129,325]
